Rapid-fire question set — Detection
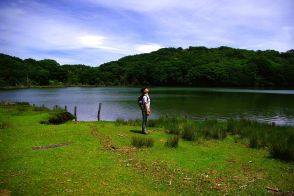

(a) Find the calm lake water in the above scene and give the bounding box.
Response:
[1,87,294,125]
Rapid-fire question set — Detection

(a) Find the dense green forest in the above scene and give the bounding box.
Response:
[1,46,294,87]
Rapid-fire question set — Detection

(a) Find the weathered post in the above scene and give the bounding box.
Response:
[74,106,77,121]
[64,105,67,112]
[97,103,102,121]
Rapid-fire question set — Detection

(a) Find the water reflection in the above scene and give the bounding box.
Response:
[0,87,294,125]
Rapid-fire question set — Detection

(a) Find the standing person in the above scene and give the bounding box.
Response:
[138,87,151,134]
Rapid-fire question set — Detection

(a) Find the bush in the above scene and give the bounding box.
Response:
[165,135,180,148]
[41,112,75,125]
[131,136,154,148]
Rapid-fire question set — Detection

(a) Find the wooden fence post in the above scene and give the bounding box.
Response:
[64,105,67,112]
[97,103,102,121]
[74,106,77,121]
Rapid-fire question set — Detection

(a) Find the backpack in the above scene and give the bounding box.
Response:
[137,95,144,108]
[137,95,149,109]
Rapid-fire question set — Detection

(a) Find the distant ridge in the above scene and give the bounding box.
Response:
[1,46,294,87]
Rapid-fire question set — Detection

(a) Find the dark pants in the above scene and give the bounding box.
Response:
[141,110,148,133]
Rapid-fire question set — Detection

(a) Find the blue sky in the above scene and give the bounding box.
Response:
[0,0,293,66]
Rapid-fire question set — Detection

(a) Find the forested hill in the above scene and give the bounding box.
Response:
[1,46,294,87]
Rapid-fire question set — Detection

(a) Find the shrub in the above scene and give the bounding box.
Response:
[131,136,154,148]
[165,135,180,148]
[41,112,75,125]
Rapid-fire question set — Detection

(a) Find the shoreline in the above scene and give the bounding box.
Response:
[1,85,294,90]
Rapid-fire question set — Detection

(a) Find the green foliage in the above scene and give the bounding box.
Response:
[42,112,75,125]
[1,46,294,87]
[131,136,154,148]
[165,135,180,148]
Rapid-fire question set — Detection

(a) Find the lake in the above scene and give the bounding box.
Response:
[1,87,294,125]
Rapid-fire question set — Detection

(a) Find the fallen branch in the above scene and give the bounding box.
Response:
[265,187,279,192]
[32,143,69,150]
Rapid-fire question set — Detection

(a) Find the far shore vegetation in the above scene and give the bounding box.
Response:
[1,101,293,195]
[1,46,294,88]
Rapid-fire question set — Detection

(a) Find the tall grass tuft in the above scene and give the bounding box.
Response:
[131,136,154,148]
[163,117,185,135]
[0,121,11,129]
[226,118,294,161]
[182,122,198,141]
[200,120,227,140]
[165,135,180,148]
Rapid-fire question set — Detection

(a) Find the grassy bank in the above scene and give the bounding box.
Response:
[116,116,294,162]
[0,103,293,195]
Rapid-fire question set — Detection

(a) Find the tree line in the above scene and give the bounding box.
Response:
[1,46,294,87]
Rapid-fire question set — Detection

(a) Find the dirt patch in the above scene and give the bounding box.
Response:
[32,143,70,150]
[0,189,11,196]
[90,126,231,194]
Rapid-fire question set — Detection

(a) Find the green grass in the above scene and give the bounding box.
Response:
[0,104,294,195]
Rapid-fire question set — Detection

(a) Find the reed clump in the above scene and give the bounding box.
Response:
[131,136,154,148]
[165,135,180,148]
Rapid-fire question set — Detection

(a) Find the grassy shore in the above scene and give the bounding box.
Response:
[0,103,293,195]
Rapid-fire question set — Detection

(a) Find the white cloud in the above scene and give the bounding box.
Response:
[135,44,162,53]
[0,0,293,65]
[77,35,106,48]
